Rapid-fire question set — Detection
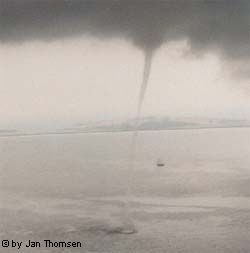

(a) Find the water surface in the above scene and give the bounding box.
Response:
[1,128,250,252]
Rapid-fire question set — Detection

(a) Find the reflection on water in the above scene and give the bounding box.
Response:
[1,128,250,252]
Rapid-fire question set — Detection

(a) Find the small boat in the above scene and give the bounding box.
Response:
[156,159,165,167]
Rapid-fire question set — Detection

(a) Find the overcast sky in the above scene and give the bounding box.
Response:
[1,1,250,128]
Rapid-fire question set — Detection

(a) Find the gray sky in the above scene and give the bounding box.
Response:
[1,1,250,127]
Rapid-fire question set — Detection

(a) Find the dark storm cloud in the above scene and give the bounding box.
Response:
[0,0,249,59]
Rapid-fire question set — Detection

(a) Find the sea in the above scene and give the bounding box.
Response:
[0,127,250,252]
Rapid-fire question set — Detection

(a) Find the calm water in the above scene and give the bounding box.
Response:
[1,128,250,252]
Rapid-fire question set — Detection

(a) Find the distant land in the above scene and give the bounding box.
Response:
[1,117,250,137]
[66,117,250,133]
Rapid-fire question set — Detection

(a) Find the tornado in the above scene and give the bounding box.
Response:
[119,50,154,234]
[136,50,154,121]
